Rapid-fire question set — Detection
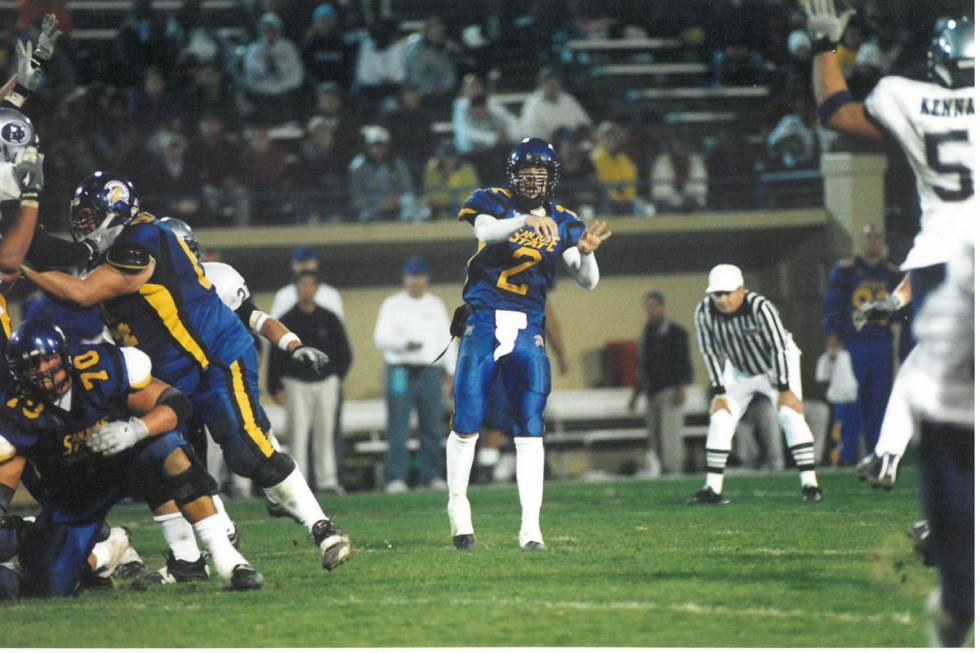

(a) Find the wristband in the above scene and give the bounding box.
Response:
[130,417,150,441]
[812,36,836,54]
[818,90,854,127]
[248,309,270,334]
[278,332,300,351]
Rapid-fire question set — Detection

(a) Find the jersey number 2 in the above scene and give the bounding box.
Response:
[497,247,542,296]
[925,131,973,201]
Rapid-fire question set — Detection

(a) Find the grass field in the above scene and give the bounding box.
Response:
[3,467,941,648]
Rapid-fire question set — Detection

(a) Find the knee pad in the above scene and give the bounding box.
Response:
[706,409,737,450]
[168,464,219,508]
[778,405,814,448]
[252,451,296,488]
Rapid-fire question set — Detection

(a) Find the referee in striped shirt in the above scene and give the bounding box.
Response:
[690,264,822,504]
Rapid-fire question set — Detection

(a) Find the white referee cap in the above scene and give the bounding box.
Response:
[706,264,744,293]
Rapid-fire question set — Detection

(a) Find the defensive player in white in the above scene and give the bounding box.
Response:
[691,264,821,505]
[803,5,975,484]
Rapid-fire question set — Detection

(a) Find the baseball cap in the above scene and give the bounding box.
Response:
[706,264,744,293]
[292,247,317,263]
[403,256,429,276]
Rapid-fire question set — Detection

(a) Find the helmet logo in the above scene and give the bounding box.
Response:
[104,180,130,205]
[0,121,28,144]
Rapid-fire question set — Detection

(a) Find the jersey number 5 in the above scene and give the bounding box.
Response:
[925,130,973,201]
[497,247,542,296]
[74,351,109,390]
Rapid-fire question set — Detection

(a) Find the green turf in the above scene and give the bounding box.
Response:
[3,468,941,647]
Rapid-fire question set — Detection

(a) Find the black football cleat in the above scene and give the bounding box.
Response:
[453,534,476,551]
[229,564,263,591]
[802,485,823,502]
[131,553,209,590]
[113,560,147,580]
[688,487,730,506]
[312,519,351,571]
[521,541,545,552]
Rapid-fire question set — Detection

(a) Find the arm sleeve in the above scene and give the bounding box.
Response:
[561,246,599,290]
[755,298,792,390]
[821,264,848,336]
[26,231,95,270]
[234,297,260,328]
[473,213,527,243]
[373,299,409,352]
[676,326,694,385]
[694,303,726,394]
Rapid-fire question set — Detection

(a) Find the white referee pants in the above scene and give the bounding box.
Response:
[283,375,342,489]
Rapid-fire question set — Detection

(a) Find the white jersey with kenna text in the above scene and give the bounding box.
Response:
[864,76,976,270]
[203,261,250,311]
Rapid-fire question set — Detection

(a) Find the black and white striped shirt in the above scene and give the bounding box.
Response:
[694,291,792,395]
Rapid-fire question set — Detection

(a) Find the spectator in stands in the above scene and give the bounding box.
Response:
[651,135,708,213]
[242,124,290,221]
[312,81,361,169]
[268,271,352,494]
[424,139,480,219]
[349,125,429,222]
[453,92,517,184]
[302,3,353,89]
[628,291,694,477]
[114,0,172,87]
[270,247,345,322]
[733,395,784,470]
[144,132,205,221]
[554,128,600,210]
[353,18,407,106]
[242,12,304,125]
[381,83,434,188]
[590,120,642,216]
[182,60,240,127]
[374,256,455,493]
[766,113,816,170]
[519,67,592,142]
[128,66,181,132]
[298,116,348,221]
[166,0,227,69]
[191,112,250,226]
[403,16,459,109]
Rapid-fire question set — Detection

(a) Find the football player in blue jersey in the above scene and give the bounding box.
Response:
[21,173,351,575]
[0,320,262,597]
[446,137,611,551]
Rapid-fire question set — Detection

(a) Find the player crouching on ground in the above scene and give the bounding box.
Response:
[0,320,262,597]
[690,264,822,505]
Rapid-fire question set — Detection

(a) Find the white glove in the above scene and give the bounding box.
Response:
[291,346,329,375]
[852,294,901,331]
[86,418,150,456]
[14,40,41,92]
[80,224,123,258]
[801,0,856,51]
[33,14,62,62]
[856,451,901,491]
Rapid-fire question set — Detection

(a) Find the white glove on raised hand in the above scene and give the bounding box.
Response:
[86,418,150,456]
[291,346,330,375]
[856,451,901,490]
[852,294,901,331]
[34,14,62,62]
[801,0,856,51]
[14,40,41,92]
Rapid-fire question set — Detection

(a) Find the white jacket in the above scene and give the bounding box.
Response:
[815,350,859,404]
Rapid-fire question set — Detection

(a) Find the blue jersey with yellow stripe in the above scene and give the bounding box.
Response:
[822,257,903,342]
[101,214,254,383]
[458,188,585,318]
[0,343,143,521]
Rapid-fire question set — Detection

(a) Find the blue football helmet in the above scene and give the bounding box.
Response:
[0,106,37,165]
[506,137,560,203]
[929,17,975,89]
[68,171,140,245]
[7,319,72,402]
[159,216,200,258]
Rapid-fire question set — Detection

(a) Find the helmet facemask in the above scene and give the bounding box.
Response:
[513,165,550,201]
[16,350,71,402]
[69,198,128,248]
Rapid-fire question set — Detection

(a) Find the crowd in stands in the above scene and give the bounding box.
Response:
[7,0,943,228]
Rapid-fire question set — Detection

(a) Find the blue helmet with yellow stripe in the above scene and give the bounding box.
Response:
[69,171,140,245]
[7,319,73,402]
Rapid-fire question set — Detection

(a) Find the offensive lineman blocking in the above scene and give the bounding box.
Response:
[446,137,611,551]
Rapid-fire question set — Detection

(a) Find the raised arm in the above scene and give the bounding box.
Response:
[22,261,153,308]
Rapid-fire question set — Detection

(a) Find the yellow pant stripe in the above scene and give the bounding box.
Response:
[139,283,210,369]
[0,295,10,340]
[230,360,273,457]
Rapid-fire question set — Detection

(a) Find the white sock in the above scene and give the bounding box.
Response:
[706,471,725,494]
[514,437,544,543]
[210,495,237,540]
[705,409,736,494]
[446,432,477,535]
[90,527,141,577]
[477,446,500,467]
[154,512,202,562]
[192,514,248,582]
[263,466,328,531]
[778,405,818,488]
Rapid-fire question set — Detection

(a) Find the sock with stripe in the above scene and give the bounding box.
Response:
[154,511,202,562]
[704,409,736,494]
[778,405,818,487]
[263,466,328,531]
[514,436,544,544]
[446,431,477,536]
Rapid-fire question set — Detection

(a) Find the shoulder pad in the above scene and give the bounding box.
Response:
[121,346,153,390]
[458,187,512,222]
[106,241,154,275]
[0,433,14,462]
[553,204,579,219]
[130,212,157,225]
